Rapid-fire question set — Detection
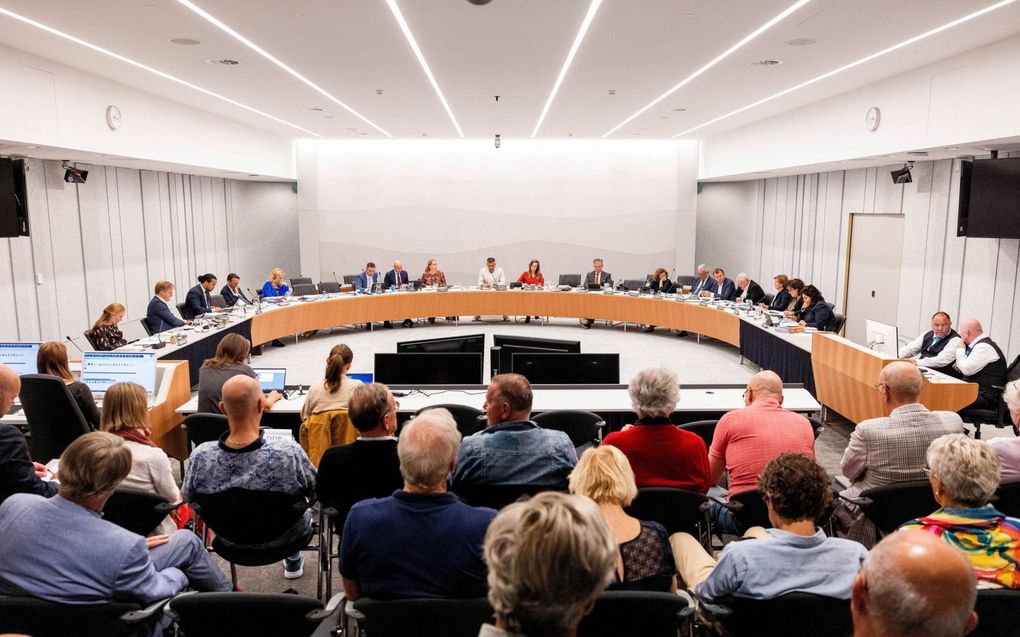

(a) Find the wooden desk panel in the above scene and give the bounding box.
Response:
[149,360,191,460]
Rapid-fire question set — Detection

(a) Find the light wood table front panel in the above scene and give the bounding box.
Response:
[149,360,191,460]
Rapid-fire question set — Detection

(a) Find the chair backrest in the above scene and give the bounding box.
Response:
[807,416,824,439]
[762,292,775,306]
[208,294,226,308]
[858,479,938,534]
[1006,353,1020,383]
[290,277,314,286]
[579,591,693,637]
[189,488,309,546]
[676,274,695,287]
[971,589,1020,637]
[454,483,567,510]
[706,593,852,637]
[177,302,195,320]
[292,283,318,296]
[993,481,1020,518]
[532,410,605,448]
[319,281,341,294]
[414,404,487,438]
[82,328,100,350]
[558,273,581,287]
[183,413,230,450]
[618,278,647,291]
[728,488,771,530]
[103,489,176,537]
[300,409,358,467]
[343,274,358,285]
[351,597,493,637]
[676,419,718,450]
[832,313,846,335]
[19,374,91,463]
[168,592,327,637]
[624,487,710,537]
[0,595,146,637]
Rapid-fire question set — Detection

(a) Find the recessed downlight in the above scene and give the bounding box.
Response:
[785,38,817,46]
[169,37,201,45]
[205,58,240,66]
[748,59,782,66]
[306,107,325,112]
[672,107,687,112]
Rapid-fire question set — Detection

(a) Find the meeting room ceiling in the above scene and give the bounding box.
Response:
[2,0,1020,143]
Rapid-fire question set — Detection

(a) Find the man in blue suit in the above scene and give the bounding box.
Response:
[0,432,230,614]
[355,262,381,293]
[145,280,188,334]
[711,268,737,301]
[184,273,222,318]
[382,260,413,328]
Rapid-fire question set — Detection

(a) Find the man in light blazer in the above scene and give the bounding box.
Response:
[382,260,413,328]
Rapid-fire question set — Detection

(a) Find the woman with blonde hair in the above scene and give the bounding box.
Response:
[91,303,127,351]
[301,343,363,419]
[569,445,676,592]
[101,381,181,535]
[261,268,290,346]
[36,341,101,430]
[197,333,281,414]
[421,259,452,323]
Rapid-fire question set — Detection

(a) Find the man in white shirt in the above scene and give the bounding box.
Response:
[899,311,962,377]
[475,257,508,322]
[954,318,1008,411]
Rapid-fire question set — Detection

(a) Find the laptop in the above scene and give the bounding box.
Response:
[347,372,374,384]
[80,351,157,398]
[586,283,603,291]
[252,368,287,393]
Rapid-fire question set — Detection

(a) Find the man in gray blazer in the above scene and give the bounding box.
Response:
[580,258,613,328]
[833,362,963,546]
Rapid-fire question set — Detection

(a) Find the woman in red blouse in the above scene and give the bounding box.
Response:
[517,259,544,323]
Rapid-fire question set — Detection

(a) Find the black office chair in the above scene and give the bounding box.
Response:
[177,302,195,320]
[19,374,91,463]
[725,488,771,531]
[832,312,846,335]
[413,404,486,439]
[82,328,100,350]
[762,292,775,306]
[971,589,1020,637]
[453,483,567,510]
[618,278,648,292]
[0,595,169,637]
[167,591,343,637]
[291,277,314,286]
[342,274,358,285]
[346,597,493,637]
[840,479,937,536]
[624,487,712,549]
[292,283,319,296]
[676,419,718,450]
[532,410,605,449]
[319,281,341,294]
[558,274,582,287]
[961,354,1020,439]
[696,592,853,637]
[102,489,181,537]
[993,481,1020,518]
[579,591,693,637]
[208,293,226,308]
[183,413,230,451]
[676,275,695,288]
[807,416,825,439]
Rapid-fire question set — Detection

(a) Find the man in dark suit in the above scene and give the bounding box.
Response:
[0,364,57,507]
[735,273,766,304]
[220,272,251,307]
[580,258,613,329]
[690,264,714,296]
[382,261,413,328]
[711,268,736,301]
[184,273,221,319]
[145,280,188,334]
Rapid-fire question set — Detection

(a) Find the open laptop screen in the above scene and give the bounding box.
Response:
[80,351,157,394]
[252,368,287,393]
[347,372,374,384]
[0,342,41,376]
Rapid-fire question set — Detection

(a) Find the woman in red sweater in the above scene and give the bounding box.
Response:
[517,259,544,323]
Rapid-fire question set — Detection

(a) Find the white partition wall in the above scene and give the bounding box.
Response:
[296,139,699,286]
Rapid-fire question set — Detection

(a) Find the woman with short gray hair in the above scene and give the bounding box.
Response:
[901,433,1020,589]
[987,380,1020,483]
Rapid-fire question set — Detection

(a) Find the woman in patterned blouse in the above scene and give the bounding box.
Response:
[91,303,127,351]
[421,259,449,324]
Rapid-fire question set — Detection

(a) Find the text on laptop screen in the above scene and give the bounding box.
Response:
[252,368,287,393]
[80,351,157,394]
[347,372,374,384]
[0,343,41,376]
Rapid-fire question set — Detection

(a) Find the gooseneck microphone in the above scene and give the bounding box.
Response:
[152,319,167,349]
[65,335,83,354]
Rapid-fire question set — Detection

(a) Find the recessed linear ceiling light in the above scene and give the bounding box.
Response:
[532,0,603,138]
[603,0,813,138]
[169,37,201,45]
[748,59,782,66]
[176,0,392,137]
[674,0,1019,138]
[205,58,239,65]
[384,0,463,137]
[785,38,817,46]
[0,7,320,137]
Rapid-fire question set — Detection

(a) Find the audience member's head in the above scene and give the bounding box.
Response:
[0,362,20,416]
[628,367,678,418]
[569,445,638,507]
[323,343,354,392]
[758,453,831,525]
[958,318,984,344]
[58,431,132,507]
[100,382,150,433]
[744,370,784,406]
[1005,380,1020,426]
[204,333,250,369]
[36,341,73,382]
[484,492,616,637]
[397,408,460,492]
[219,375,264,425]
[927,433,1000,508]
[485,373,533,425]
[852,530,977,637]
[348,382,397,435]
[876,361,923,409]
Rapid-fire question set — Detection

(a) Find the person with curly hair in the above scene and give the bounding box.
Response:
[672,453,867,600]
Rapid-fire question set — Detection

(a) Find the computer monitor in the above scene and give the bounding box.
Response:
[397,333,485,353]
[374,353,483,385]
[0,342,40,375]
[251,368,287,393]
[347,372,374,384]
[864,319,899,357]
[511,353,620,384]
[80,351,157,394]
[493,344,563,377]
[492,335,581,353]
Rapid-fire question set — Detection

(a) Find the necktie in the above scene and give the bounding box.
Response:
[965,345,972,356]
[205,291,211,309]
[595,273,600,285]
[932,336,941,346]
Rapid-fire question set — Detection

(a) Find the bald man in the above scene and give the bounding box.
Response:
[954,318,1008,411]
[708,371,815,534]
[182,375,316,579]
[0,363,58,506]
[833,362,964,546]
[852,530,978,637]
[383,260,413,328]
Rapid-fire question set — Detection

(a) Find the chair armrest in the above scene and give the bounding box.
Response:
[344,603,366,622]
[120,596,173,623]
[155,500,185,515]
[692,591,732,621]
[675,589,695,617]
[307,592,346,621]
[699,494,742,512]
[837,493,871,507]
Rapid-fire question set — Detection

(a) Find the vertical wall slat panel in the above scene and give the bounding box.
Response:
[79,166,117,322]
[24,160,59,340]
[895,162,930,340]
[45,165,89,339]
[116,168,149,321]
[106,168,128,308]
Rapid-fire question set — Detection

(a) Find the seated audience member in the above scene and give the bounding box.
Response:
[183,375,316,579]
[641,269,674,332]
[709,371,815,534]
[481,492,617,637]
[711,268,736,301]
[689,263,714,296]
[145,280,187,334]
[301,344,363,420]
[0,432,231,606]
[0,363,57,506]
[340,409,496,600]
[517,259,544,323]
[899,311,962,377]
[988,380,1020,483]
[833,362,964,546]
[197,333,280,414]
[382,260,413,328]
[794,284,835,331]
[734,273,765,304]
[569,445,676,592]
[185,273,220,318]
[354,262,381,293]
[37,341,101,430]
[262,267,290,298]
[851,530,977,637]
[602,367,709,491]
[100,382,180,536]
[766,274,792,311]
[901,434,1020,589]
[91,302,127,350]
[673,453,868,600]
[452,373,577,492]
[783,278,805,313]
[954,318,1008,411]
[580,258,613,328]
[220,272,251,306]
[316,383,402,530]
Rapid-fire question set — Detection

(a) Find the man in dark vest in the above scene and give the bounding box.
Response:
[954,318,1008,410]
[899,311,961,377]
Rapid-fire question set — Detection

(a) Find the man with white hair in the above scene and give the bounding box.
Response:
[382,260,413,328]
[851,530,978,637]
[690,263,713,296]
[340,408,496,600]
[734,273,765,304]
[954,318,1008,411]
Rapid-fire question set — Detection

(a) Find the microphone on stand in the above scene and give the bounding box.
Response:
[65,335,84,354]
[151,319,167,349]
[247,288,263,313]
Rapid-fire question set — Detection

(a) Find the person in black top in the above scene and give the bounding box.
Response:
[184,273,221,319]
[316,383,403,531]
[783,278,806,315]
[767,274,792,311]
[795,285,835,331]
[734,273,766,305]
[219,273,251,307]
[642,268,675,333]
[36,342,101,430]
[0,364,58,507]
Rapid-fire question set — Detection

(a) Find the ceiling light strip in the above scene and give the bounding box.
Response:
[176,0,392,138]
[0,7,321,137]
[385,0,463,137]
[603,0,812,138]
[674,0,1018,137]
[532,0,603,138]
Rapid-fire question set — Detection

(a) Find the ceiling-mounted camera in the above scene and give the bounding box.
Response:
[494,134,501,149]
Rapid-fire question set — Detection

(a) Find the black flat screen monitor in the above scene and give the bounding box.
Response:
[958,157,1020,238]
[374,353,483,385]
[397,333,485,353]
[493,344,564,376]
[511,353,619,385]
[492,335,581,353]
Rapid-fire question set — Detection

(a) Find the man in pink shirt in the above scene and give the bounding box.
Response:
[709,370,815,533]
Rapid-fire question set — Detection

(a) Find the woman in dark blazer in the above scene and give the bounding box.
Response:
[767,275,792,311]
[642,268,675,332]
[796,285,835,331]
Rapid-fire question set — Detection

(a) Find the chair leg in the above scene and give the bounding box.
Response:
[974,422,982,440]
[229,562,238,589]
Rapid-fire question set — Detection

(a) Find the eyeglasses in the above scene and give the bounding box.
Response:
[742,389,749,400]
[922,465,932,478]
